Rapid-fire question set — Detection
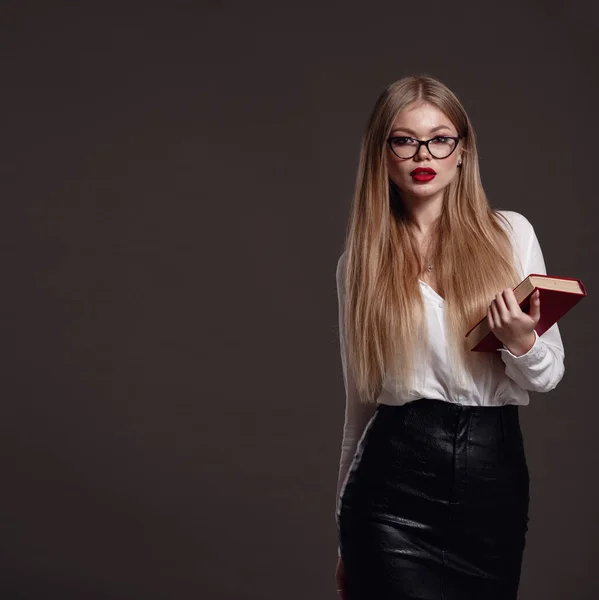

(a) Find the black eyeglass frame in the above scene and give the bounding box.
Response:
[386,135,463,159]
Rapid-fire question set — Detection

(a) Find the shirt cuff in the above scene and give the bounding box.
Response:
[498,330,543,362]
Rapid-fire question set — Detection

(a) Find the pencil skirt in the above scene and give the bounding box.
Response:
[338,398,530,600]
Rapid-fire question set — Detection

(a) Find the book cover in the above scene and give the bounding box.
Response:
[465,274,587,352]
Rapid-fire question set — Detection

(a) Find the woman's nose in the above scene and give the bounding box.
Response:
[415,143,432,160]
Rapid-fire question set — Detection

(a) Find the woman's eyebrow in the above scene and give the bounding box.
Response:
[390,125,453,135]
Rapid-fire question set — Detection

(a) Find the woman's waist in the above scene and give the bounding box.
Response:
[373,397,522,447]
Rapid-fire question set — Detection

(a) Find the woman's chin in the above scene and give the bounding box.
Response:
[403,184,444,202]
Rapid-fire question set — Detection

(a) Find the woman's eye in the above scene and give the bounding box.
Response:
[392,137,416,145]
[432,136,449,143]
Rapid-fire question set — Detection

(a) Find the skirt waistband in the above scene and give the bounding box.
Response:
[375,397,523,451]
[377,397,520,416]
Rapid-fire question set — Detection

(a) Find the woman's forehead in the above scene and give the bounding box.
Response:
[391,103,455,134]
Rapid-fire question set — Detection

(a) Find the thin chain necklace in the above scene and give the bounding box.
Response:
[418,229,434,274]
[423,241,434,273]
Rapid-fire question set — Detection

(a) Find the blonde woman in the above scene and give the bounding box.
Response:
[334,75,565,600]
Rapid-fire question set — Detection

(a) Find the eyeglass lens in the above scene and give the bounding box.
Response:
[389,136,457,159]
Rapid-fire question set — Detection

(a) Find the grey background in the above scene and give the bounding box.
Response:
[4,1,598,598]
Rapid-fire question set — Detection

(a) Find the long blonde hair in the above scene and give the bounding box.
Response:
[340,74,522,404]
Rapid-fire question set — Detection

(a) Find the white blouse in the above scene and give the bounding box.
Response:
[334,210,565,527]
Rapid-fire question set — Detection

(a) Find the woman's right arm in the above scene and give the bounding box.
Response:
[335,253,377,557]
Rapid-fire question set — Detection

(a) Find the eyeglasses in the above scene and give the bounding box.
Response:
[387,135,462,159]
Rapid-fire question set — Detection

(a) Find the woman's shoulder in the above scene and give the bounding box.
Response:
[336,250,347,274]
[336,251,348,291]
[493,210,537,277]
[494,209,534,238]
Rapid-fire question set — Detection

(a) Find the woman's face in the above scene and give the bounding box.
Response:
[386,102,462,204]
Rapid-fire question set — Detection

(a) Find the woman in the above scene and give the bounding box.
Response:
[334,75,565,600]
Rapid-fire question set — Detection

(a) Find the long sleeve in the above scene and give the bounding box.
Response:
[498,216,565,392]
[334,254,377,537]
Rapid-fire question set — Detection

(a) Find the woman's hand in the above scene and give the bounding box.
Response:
[335,555,346,599]
[488,288,541,356]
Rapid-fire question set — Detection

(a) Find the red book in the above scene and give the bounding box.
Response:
[465,274,587,352]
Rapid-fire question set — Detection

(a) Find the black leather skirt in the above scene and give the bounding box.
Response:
[338,398,530,600]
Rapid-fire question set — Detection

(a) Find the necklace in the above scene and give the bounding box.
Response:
[423,239,434,273]
[417,230,434,273]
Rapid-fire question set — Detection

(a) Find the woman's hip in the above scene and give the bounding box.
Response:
[339,397,530,517]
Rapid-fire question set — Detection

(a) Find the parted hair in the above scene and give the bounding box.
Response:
[340,74,522,404]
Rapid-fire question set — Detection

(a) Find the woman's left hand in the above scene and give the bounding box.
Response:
[488,288,541,356]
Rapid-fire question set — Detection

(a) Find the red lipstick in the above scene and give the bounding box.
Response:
[410,167,436,182]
